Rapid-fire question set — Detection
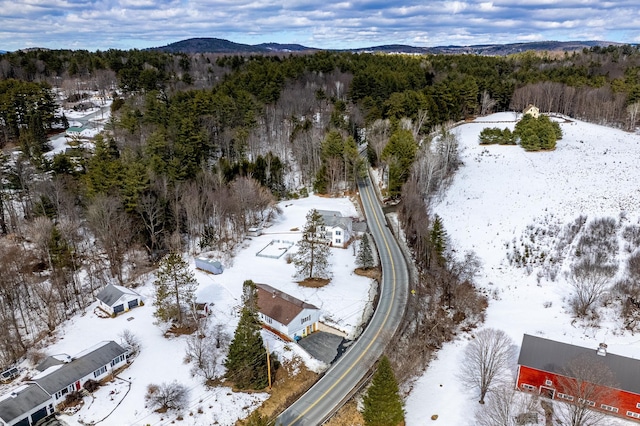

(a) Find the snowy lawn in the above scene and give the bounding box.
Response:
[405,112,640,425]
[38,194,373,426]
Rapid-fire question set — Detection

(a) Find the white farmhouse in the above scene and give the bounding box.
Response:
[96,284,143,316]
[317,210,353,248]
[523,104,540,118]
[255,283,320,341]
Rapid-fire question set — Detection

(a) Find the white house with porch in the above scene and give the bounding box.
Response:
[255,283,320,341]
[96,284,143,316]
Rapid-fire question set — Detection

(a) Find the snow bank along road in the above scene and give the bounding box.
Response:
[276,175,409,425]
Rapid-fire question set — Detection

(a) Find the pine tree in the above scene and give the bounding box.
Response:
[294,209,331,280]
[356,234,375,269]
[430,214,447,266]
[153,252,198,325]
[362,356,404,426]
[225,280,271,390]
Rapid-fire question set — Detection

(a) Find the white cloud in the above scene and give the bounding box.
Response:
[0,0,636,51]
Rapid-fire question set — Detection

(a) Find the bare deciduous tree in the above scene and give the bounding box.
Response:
[627,102,640,131]
[554,355,618,426]
[184,322,230,382]
[145,381,190,412]
[475,385,542,426]
[480,91,497,116]
[567,259,616,318]
[119,329,141,356]
[87,195,133,283]
[460,328,516,404]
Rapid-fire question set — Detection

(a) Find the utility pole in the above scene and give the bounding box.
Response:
[266,341,272,390]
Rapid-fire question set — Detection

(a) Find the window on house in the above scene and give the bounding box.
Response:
[301,315,311,324]
[545,379,553,386]
[111,354,125,367]
[600,404,618,413]
[265,316,272,324]
[579,398,595,407]
[628,411,640,419]
[636,402,640,409]
[557,393,574,401]
[336,239,341,244]
[93,365,107,378]
[521,384,536,391]
[335,230,341,236]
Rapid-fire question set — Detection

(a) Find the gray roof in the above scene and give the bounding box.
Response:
[96,284,141,307]
[35,356,66,372]
[33,341,126,394]
[316,210,351,229]
[518,334,640,395]
[0,384,51,423]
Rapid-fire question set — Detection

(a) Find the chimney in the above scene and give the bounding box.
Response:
[597,342,608,356]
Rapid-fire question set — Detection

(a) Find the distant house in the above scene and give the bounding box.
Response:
[523,104,540,118]
[516,334,640,422]
[194,258,224,275]
[255,283,320,341]
[316,210,353,248]
[0,341,128,426]
[96,284,143,316]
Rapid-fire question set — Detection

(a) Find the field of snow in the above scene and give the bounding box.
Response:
[37,195,373,426]
[405,112,640,425]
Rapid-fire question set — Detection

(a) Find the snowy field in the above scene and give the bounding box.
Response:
[36,195,373,426]
[405,112,640,425]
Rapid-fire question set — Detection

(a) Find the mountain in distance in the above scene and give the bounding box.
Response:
[152,37,621,56]
[151,38,315,54]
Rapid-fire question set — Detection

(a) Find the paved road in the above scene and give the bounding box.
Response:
[276,175,409,426]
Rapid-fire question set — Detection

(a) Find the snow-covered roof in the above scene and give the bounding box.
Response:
[33,341,126,394]
[0,383,50,423]
[96,284,142,307]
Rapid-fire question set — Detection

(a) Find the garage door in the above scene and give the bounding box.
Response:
[31,406,48,424]
[113,304,124,313]
[128,299,139,309]
[14,417,29,426]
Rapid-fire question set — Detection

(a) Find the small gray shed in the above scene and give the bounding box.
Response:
[195,258,224,274]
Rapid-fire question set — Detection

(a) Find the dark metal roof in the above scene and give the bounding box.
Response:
[33,341,126,394]
[518,334,640,395]
[0,384,50,423]
[96,284,141,307]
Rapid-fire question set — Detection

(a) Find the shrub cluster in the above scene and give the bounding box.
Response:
[514,114,562,151]
[478,127,516,145]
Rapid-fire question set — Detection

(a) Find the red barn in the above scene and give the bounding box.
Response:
[516,334,640,422]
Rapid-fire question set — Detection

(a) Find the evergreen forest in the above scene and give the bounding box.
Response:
[1,43,640,373]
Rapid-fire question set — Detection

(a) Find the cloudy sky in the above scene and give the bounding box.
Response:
[1,0,640,51]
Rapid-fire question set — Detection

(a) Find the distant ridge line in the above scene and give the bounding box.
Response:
[150,38,623,56]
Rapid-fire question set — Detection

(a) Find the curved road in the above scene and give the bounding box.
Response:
[276,175,409,426]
